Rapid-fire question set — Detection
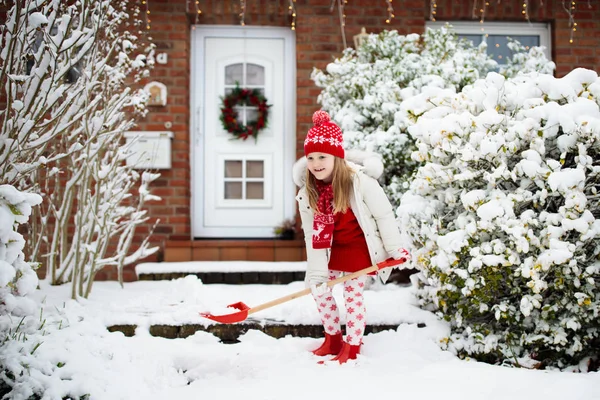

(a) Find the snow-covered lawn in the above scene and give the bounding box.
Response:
[20,262,600,400]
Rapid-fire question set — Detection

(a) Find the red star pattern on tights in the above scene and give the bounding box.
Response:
[313,274,368,347]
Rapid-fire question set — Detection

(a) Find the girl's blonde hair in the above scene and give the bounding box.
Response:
[306,157,354,214]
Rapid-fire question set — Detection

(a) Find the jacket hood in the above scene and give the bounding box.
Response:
[293,149,384,188]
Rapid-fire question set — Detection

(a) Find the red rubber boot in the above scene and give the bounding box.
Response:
[330,342,361,364]
[311,333,343,356]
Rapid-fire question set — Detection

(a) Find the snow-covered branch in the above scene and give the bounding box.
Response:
[1,0,159,299]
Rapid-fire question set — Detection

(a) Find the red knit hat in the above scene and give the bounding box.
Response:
[304,110,345,158]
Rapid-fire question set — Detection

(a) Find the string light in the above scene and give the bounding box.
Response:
[141,0,150,31]
[289,0,296,30]
[334,0,347,48]
[187,0,202,30]
[479,1,489,23]
[562,0,577,43]
[239,0,246,26]
[429,0,437,22]
[386,0,395,24]
[522,0,530,21]
[329,0,347,27]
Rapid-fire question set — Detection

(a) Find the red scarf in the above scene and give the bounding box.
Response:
[313,180,335,249]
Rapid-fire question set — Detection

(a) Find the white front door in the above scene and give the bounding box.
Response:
[191,27,296,238]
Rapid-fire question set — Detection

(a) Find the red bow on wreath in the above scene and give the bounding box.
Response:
[220,84,271,141]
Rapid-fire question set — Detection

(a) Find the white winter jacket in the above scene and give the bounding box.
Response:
[293,150,403,284]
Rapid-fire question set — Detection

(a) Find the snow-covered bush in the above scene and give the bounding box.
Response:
[398,68,600,369]
[0,185,42,317]
[312,26,555,206]
[0,0,160,298]
[0,184,46,397]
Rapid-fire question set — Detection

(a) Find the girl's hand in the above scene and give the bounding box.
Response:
[390,248,411,263]
[310,282,330,297]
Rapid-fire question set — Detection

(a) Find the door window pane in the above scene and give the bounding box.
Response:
[246,63,265,85]
[222,159,266,201]
[246,161,264,178]
[225,64,243,85]
[225,160,243,178]
[246,182,264,199]
[245,108,258,125]
[225,182,243,199]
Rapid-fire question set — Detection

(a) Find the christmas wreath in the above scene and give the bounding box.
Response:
[220,85,271,141]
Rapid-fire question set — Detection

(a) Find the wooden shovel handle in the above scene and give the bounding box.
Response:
[247,258,402,317]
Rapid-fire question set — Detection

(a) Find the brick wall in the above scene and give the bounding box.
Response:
[3,1,595,281]
[119,0,599,281]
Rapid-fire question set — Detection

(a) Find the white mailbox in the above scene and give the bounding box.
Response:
[124,131,173,169]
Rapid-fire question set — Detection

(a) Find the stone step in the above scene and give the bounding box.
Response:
[137,271,306,284]
[137,268,418,285]
[108,322,427,343]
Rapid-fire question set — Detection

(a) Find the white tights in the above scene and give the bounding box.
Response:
[312,270,368,346]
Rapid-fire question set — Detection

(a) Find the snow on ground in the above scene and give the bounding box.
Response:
[24,261,600,400]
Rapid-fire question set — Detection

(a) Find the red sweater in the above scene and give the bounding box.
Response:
[328,207,372,273]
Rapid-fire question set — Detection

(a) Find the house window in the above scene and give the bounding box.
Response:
[426,21,552,66]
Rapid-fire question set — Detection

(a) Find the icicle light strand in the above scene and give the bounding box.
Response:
[240,0,246,26]
[337,0,347,47]
[141,0,150,30]
[289,0,297,30]
[188,0,202,29]
[562,0,577,43]
[386,0,395,23]
[479,1,488,23]
[522,0,530,21]
[429,0,437,22]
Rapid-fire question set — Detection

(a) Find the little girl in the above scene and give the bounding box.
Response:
[293,110,410,364]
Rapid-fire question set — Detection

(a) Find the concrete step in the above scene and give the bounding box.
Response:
[108,321,427,343]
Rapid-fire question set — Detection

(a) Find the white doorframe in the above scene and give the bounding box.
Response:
[190,26,297,238]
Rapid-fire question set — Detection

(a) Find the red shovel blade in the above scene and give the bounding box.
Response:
[200,301,251,324]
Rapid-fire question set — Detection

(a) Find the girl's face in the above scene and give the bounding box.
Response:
[307,152,335,183]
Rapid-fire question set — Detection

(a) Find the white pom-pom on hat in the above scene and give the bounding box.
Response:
[312,110,331,126]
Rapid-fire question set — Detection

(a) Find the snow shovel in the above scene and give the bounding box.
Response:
[199,257,406,324]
